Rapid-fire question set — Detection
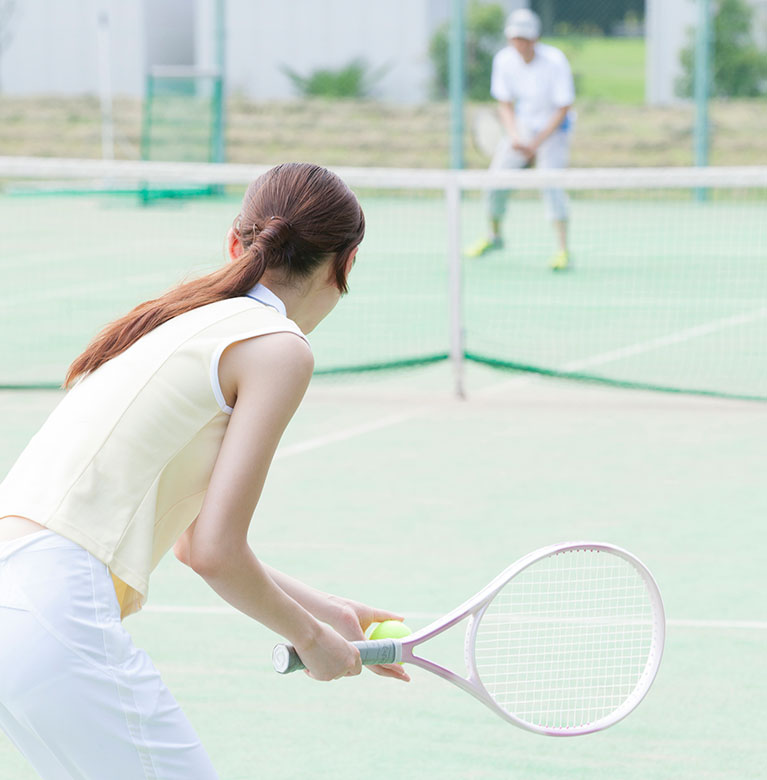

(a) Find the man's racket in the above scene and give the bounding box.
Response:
[471,107,505,159]
[273,542,665,736]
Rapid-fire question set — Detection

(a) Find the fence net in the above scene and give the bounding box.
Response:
[1,157,765,400]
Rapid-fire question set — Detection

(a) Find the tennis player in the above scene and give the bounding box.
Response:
[0,163,409,779]
[466,8,576,270]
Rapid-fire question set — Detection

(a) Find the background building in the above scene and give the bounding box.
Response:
[2,0,764,105]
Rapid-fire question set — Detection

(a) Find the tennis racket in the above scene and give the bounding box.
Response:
[273,541,665,736]
[471,107,505,159]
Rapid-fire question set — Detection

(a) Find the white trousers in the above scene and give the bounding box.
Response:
[488,125,571,222]
[0,530,218,779]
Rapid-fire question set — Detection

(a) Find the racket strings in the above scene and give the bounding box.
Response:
[474,550,657,731]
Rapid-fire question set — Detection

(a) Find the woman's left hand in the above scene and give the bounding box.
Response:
[326,596,411,682]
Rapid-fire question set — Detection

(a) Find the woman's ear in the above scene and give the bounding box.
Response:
[344,246,359,277]
[226,227,244,262]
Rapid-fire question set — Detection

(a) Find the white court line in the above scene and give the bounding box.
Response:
[274,305,767,455]
[5,272,178,308]
[565,306,767,372]
[469,297,763,308]
[141,604,767,631]
[274,410,421,460]
[478,305,767,398]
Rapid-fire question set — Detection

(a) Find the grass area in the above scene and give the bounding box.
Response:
[0,93,766,169]
[545,37,646,104]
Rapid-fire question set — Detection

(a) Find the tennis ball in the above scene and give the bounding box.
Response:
[369,620,412,641]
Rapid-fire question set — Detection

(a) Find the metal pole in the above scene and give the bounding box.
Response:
[213,0,226,163]
[448,0,465,170]
[96,3,114,162]
[446,179,465,399]
[694,0,711,200]
[448,1,465,396]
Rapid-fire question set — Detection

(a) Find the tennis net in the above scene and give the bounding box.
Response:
[1,156,765,400]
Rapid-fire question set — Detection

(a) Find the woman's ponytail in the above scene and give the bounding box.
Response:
[65,163,364,388]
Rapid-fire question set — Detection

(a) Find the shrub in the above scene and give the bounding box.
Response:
[677,0,767,98]
[281,58,387,99]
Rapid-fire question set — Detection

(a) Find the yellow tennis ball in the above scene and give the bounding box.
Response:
[369,620,412,641]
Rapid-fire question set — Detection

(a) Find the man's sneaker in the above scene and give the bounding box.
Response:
[465,235,503,258]
[549,250,571,271]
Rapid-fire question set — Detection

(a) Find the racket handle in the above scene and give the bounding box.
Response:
[273,638,401,674]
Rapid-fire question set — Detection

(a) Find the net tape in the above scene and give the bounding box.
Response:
[2,156,767,191]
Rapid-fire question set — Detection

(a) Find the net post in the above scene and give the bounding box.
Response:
[446,176,465,399]
[694,0,712,202]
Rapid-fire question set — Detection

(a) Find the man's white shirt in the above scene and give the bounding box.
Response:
[490,42,575,134]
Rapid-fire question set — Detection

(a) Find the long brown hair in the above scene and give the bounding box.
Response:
[65,163,365,387]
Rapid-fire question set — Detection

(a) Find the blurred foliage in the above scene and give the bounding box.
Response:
[677,0,767,98]
[281,58,388,99]
[429,1,506,100]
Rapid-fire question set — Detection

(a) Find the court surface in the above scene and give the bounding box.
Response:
[1,363,765,779]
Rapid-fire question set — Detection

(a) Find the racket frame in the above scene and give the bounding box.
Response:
[274,541,665,737]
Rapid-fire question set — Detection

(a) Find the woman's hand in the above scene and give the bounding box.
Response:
[257,564,411,682]
[294,622,362,681]
[325,596,411,682]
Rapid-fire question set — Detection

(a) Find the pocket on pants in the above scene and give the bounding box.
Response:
[0,581,32,612]
[0,562,33,612]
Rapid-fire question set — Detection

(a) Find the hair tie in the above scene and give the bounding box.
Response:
[269,215,292,230]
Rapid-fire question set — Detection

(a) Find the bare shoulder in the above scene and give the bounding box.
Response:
[219,331,314,408]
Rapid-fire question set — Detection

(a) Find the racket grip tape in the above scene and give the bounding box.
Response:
[273,638,401,674]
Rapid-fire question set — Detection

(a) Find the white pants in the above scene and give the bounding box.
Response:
[0,530,218,779]
[488,125,571,222]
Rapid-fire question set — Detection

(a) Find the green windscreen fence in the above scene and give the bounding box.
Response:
[1,158,765,400]
[140,67,225,201]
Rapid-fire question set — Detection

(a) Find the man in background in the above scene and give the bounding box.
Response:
[466,8,575,270]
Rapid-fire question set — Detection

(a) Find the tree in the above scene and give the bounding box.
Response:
[677,0,767,98]
[429,2,506,101]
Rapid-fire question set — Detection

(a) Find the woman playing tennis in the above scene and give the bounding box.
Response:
[0,163,409,779]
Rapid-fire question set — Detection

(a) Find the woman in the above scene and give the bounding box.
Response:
[0,162,409,779]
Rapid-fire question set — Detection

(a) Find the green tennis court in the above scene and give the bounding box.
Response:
[1,364,765,779]
[1,172,766,778]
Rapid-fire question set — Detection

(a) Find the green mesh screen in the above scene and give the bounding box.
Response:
[140,68,225,201]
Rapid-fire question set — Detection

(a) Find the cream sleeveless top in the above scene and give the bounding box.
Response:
[0,289,308,618]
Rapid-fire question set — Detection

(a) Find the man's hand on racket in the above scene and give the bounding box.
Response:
[511,138,537,160]
[326,596,411,682]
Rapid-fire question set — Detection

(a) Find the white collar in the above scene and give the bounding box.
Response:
[245,283,287,317]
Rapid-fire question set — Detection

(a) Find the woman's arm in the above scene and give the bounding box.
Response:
[179,331,407,682]
[183,332,360,681]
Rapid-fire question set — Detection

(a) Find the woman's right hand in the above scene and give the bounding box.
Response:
[294,623,362,681]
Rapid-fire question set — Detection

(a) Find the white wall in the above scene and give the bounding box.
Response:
[1,0,145,96]
[144,0,195,69]
[753,0,767,47]
[5,0,761,105]
[646,0,698,104]
[0,0,450,102]
[646,0,767,104]
[224,0,438,103]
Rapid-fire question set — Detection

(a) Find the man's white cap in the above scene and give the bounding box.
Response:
[504,8,541,40]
